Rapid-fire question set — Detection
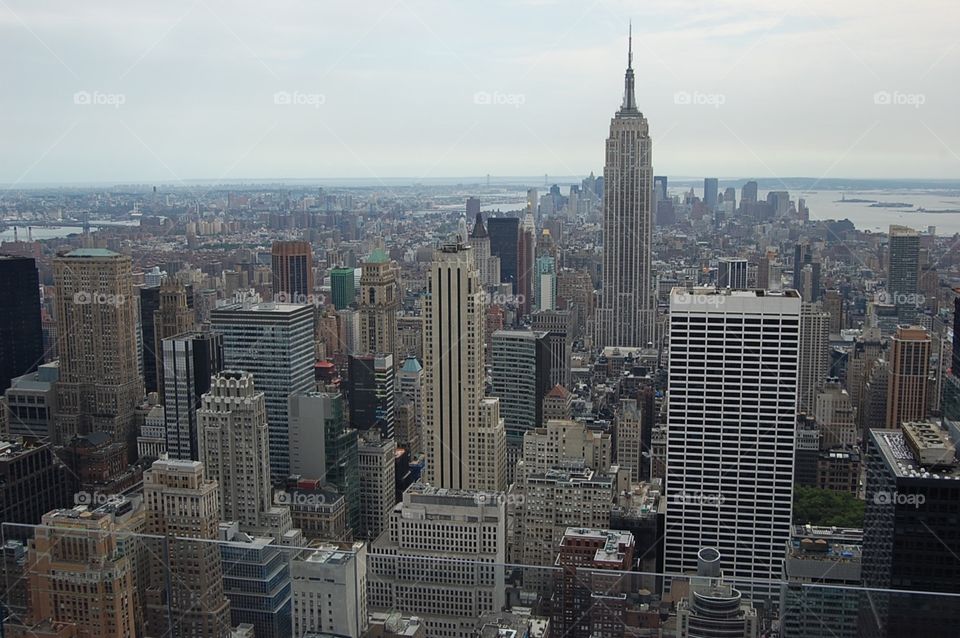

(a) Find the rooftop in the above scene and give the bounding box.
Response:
[62,248,121,258]
[871,428,960,480]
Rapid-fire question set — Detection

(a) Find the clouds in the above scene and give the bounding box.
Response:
[0,0,957,183]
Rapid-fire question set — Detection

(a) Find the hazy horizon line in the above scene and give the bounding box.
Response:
[5,176,960,191]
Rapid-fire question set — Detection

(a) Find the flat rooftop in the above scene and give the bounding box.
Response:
[871,429,960,480]
[671,286,800,298]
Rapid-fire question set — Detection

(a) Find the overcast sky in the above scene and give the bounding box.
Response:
[2,0,958,185]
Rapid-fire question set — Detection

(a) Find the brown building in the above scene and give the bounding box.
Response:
[551,528,635,638]
[886,325,931,428]
[53,249,142,455]
[816,448,861,495]
[271,240,315,303]
[142,459,232,638]
[15,507,138,638]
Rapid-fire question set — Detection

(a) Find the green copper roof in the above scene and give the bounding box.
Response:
[367,247,389,263]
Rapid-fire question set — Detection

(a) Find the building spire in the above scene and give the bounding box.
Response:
[621,21,637,112]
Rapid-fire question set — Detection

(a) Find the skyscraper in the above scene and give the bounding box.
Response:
[469,212,500,288]
[346,353,395,439]
[717,258,748,290]
[199,372,284,534]
[356,430,396,541]
[0,256,43,393]
[357,248,399,358]
[490,329,551,472]
[888,225,920,321]
[272,240,314,302]
[18,506,139,638]
[153,281,194,396]
[596,28,654,348]
[740,180,758,208]
[142,459,232,638]
[210,301,314,481]
[885,325,930,428]
[798,302,830,414]
[487,217,519,292]
[517,212,536,316]
[162,330,223,460]
[330,267,356,310]
[288,390,360,534]
[53,249,143,450]
[703,177,719,211]
[422,242,506,491]
[862,425,960,637]
[665,288,800,587]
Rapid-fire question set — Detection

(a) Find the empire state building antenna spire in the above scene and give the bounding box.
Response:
[621,21,637,112]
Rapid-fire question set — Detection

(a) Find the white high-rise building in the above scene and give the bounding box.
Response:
[665,288,800,588]
[210,301,315,482]
[291,542,368,638]
[367,484,506,638]
[422,242,506,491]
[198,370,300,544]
[596,27,654,348]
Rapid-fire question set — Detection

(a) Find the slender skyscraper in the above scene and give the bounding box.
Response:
[597,26,654,348]
[422,242,506,491]
[357,248,399,358]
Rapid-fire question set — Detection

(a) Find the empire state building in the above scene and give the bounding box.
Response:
[596,26,654,348]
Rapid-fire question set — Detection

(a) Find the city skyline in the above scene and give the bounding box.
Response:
[1,1,958,184]
[1,9,959,638]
